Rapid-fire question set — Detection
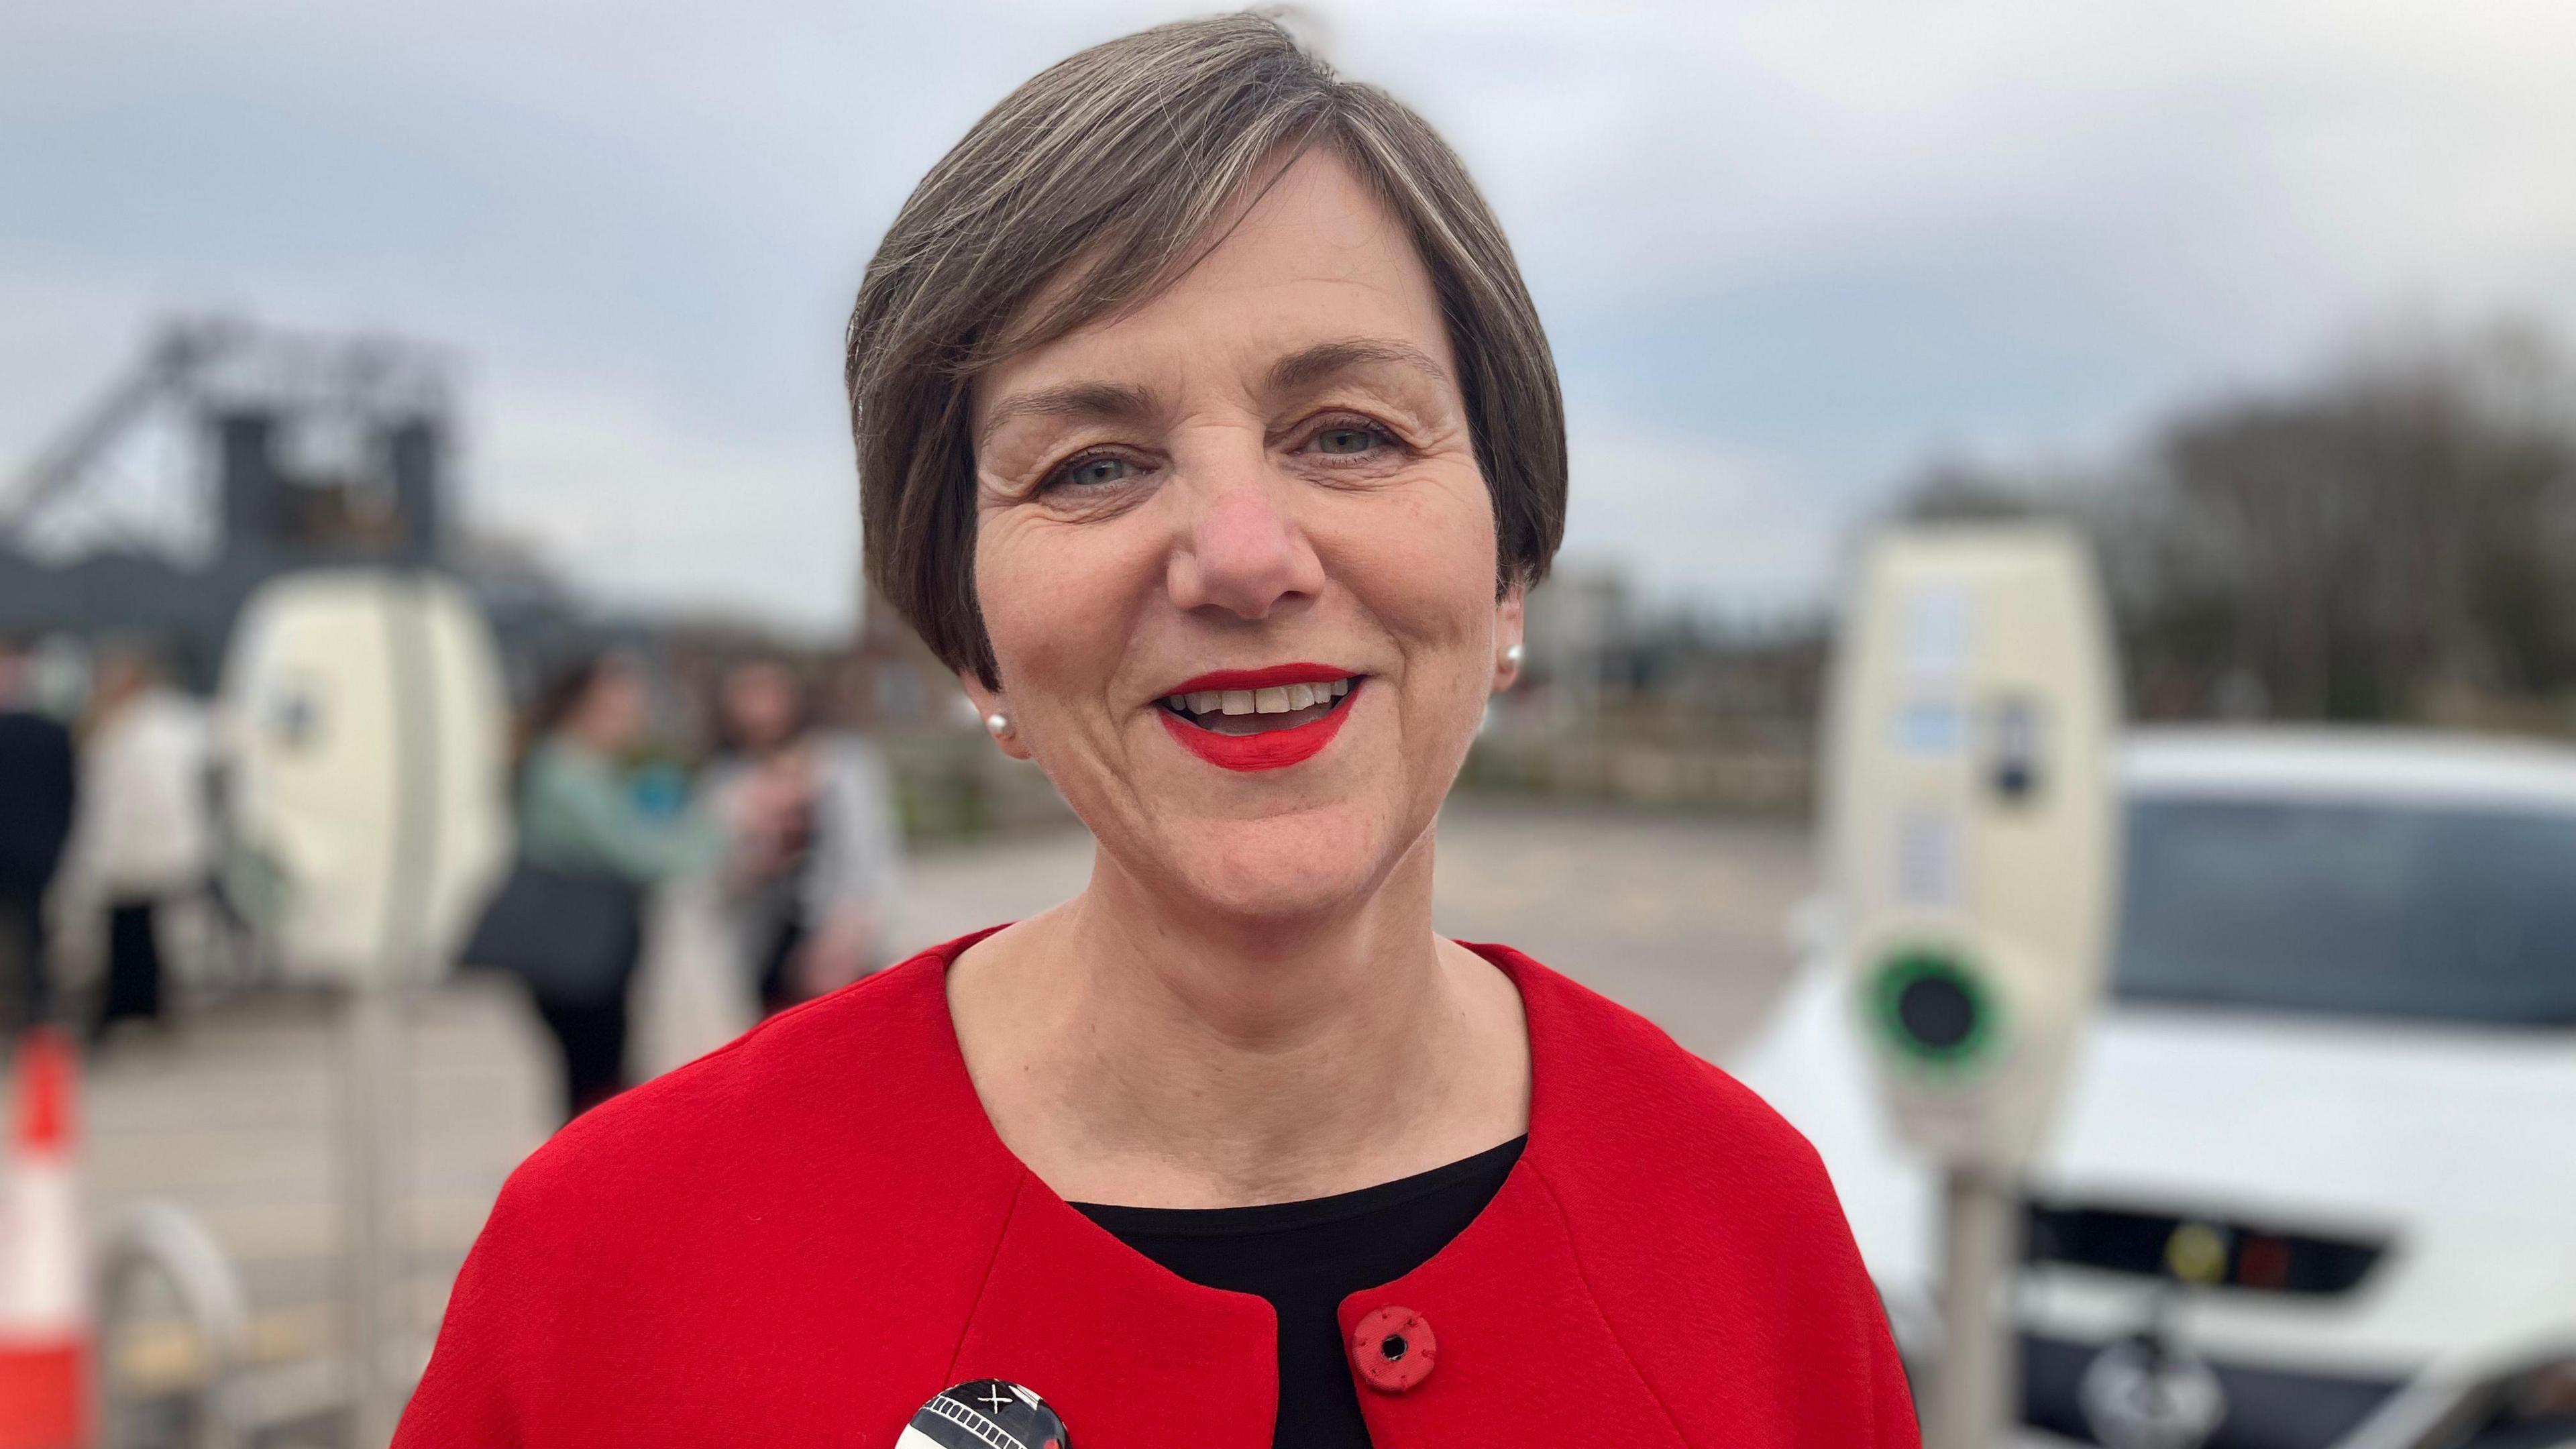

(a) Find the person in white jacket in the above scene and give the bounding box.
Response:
[59,645,212,1040]
[701,659,904,1016]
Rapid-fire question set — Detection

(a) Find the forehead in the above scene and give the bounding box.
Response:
[973,150,1454,415]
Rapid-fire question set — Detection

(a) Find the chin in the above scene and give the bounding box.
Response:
[1152,798,1411,925]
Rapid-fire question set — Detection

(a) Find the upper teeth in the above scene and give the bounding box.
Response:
[1167,678,1353,715]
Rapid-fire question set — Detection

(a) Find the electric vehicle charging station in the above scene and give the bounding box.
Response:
[218,569,511,1446]
[1821,524,2121,1449]
[221,570,510,986]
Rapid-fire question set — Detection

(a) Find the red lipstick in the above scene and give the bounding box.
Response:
[1158,694,1354,770]
[1161,662,1354,695]
[1155,667,1360,772]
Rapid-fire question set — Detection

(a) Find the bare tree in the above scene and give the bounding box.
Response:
[2118,326,2576,720]
[1886,323,2576,725]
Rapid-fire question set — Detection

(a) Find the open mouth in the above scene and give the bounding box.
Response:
[1152,667,1362,771]
[1157,676,1356,735]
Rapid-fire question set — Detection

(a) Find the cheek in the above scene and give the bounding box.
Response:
[1342,478,1499,678]
[973,514,1145,704]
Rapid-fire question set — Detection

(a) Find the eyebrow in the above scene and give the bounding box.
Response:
[974,337,1450,449]
[976,381,1158,449]
[1266,337,1450,395]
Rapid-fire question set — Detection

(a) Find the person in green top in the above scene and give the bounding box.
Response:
[515,652,727,1115]
[520,690,722,889]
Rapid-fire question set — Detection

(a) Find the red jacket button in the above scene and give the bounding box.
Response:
[1350,1305,1436,1393]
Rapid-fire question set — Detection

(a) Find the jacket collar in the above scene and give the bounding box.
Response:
[902,928,1689,1448]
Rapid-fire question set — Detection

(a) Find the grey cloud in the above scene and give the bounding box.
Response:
[3,1,2572,625]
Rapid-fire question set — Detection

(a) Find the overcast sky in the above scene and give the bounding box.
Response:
[5,1,2573,631]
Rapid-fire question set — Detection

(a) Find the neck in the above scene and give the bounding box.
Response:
[949,825,1529,1208]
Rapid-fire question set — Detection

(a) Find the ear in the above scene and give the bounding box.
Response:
[1492,586,1527,694]
[956,669,1034,761]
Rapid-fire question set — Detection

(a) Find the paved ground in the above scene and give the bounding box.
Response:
[64,801,1815,1444]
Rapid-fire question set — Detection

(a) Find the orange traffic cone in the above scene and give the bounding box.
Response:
[0,1030,87,1449]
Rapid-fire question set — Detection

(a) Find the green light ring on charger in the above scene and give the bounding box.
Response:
[1866,945,2002,1075]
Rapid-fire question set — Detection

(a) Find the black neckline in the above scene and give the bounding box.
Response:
[1069,1134,1528,1240]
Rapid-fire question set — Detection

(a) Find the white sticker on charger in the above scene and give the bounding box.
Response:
[1893,806,1968,909]
[1903,584,1975,680]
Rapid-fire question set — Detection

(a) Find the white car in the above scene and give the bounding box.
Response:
[1733,728,2576,1449]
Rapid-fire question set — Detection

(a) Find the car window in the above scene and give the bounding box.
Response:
[2115,796,2576,1028]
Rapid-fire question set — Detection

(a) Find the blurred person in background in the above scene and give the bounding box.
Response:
[59,642,211,1044]
[401,17,1911,1448]
[511,652,727,1117]
[0,636,76,1034]
[702,657,904,1017]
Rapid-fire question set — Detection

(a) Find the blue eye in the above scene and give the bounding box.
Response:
[1314,426,1379,456]
[1061,455,1134,486]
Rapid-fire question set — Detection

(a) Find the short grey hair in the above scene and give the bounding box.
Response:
[847,11,1566,688]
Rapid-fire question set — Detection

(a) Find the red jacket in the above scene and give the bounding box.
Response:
[398,932,1918,1448]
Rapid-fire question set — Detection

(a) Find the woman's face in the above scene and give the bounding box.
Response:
[967,150,1521,922]
[722,664,801,753]
[575,664,651,754]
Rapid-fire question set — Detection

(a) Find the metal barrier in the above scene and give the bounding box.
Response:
[95,1201,253,1449]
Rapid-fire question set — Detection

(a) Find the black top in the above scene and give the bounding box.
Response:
[0,710,76,897]
[1072,1136,1525,1449]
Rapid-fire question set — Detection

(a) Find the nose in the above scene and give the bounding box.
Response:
[1165,460,1324,621]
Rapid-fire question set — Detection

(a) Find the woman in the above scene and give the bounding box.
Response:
[702,657,906,1016]
[59,644,210,1044]
[512,653,722,1116]
[402,17,1913,1447]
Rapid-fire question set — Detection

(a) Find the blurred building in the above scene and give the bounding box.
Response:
[1474,564,1824,812]
[0,318,580,689]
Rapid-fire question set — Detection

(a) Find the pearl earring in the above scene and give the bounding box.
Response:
[983,712,1011,738]
[1504,643,1525,667]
